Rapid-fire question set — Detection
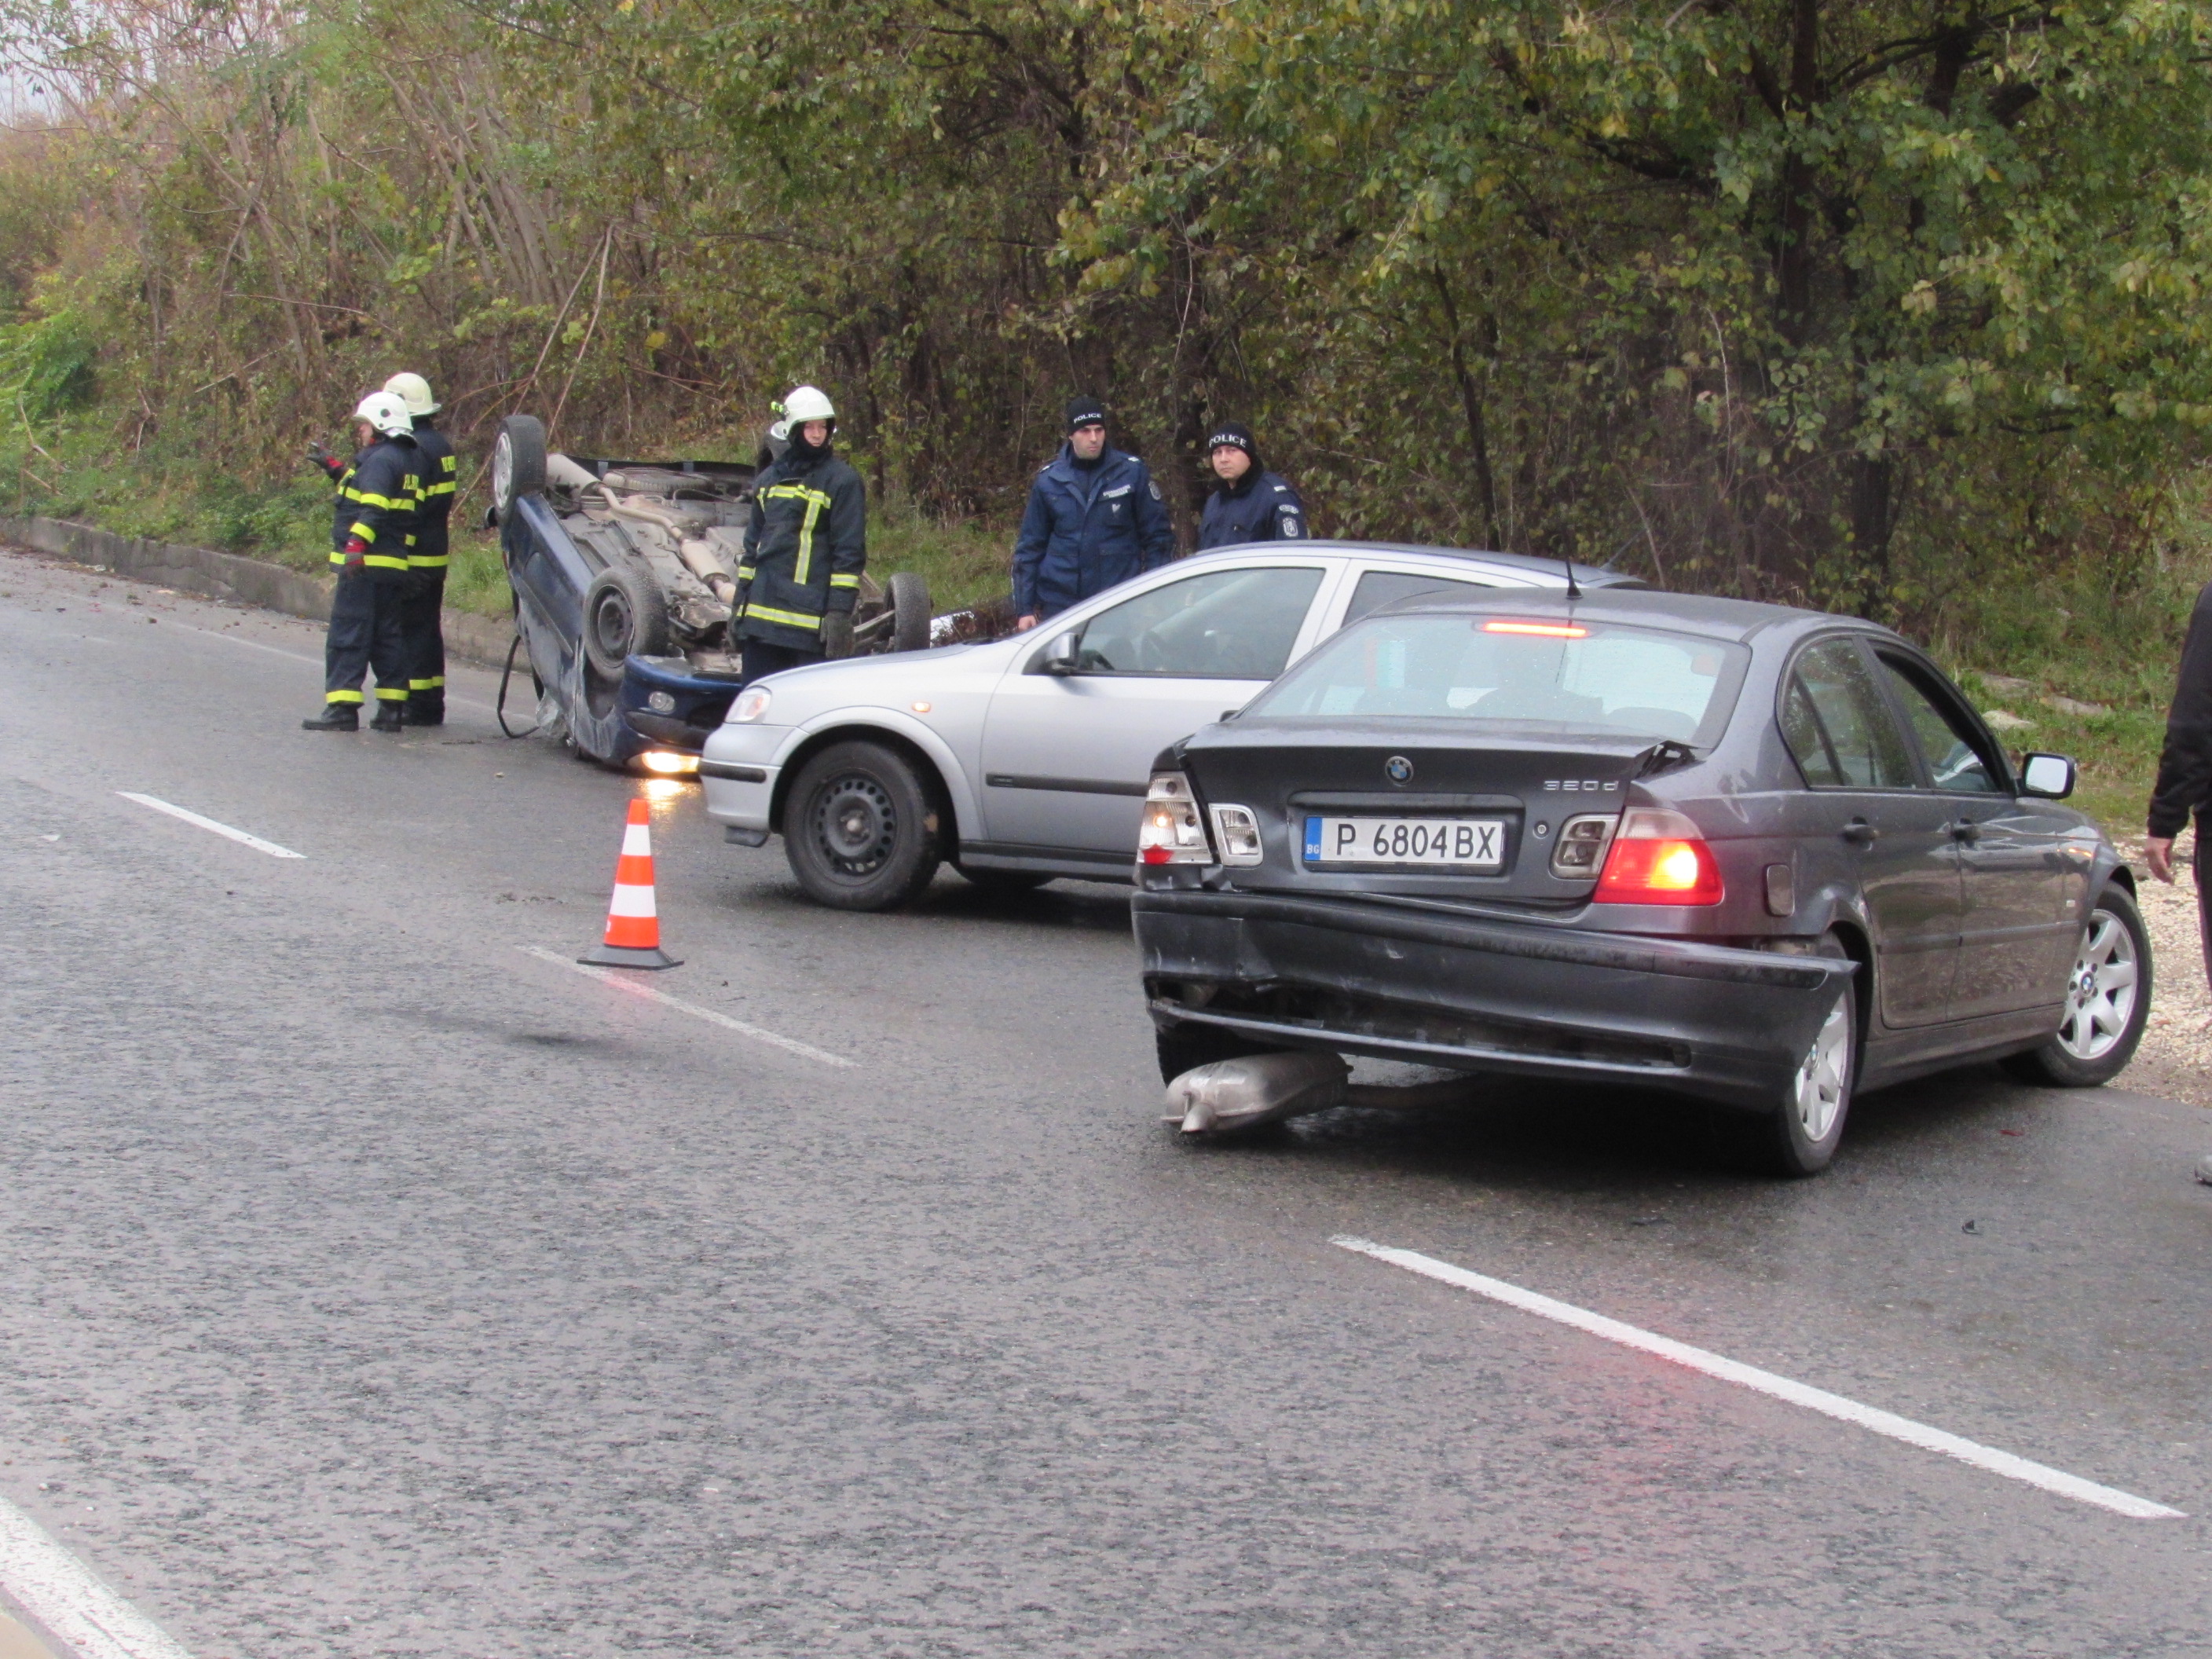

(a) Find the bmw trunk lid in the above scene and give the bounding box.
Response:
[1177,720,1666,901]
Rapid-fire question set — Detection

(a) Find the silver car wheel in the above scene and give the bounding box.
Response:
[2056,908,2140,1062]
[491,430,515,511]
[1793,995,1851,1144]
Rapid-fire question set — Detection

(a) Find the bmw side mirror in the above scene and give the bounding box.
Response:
[1038,629,1082,675]
[2019,752,2076,799]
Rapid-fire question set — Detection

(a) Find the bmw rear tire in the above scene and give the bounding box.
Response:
[1727,933,1856,1177]
[2001,886,2151,1087]
[783,740,942,911]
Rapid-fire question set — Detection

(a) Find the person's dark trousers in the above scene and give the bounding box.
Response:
[401,568,447,723]
[324,566,410,720]
[2196,817,2212,995]
[738,639,825,688]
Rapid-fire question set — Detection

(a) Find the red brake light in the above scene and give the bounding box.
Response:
[1483,620,1588,639]
[1593,810,1723,905]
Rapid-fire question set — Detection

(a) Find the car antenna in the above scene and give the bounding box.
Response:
[1562,553,1582,602]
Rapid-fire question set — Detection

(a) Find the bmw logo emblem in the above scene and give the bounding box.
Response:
[1385,755,1415,784]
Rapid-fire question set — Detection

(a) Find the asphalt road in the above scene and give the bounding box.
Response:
[4,547,2212,1657]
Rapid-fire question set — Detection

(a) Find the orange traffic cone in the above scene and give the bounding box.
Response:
[582,797,681,969]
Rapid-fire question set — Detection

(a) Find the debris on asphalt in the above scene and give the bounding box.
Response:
[1963,1219,1983,1234]
[1165,1050,1348,1136]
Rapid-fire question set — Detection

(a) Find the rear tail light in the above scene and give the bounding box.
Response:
[1208,804,1264,866]
[1593,808,1723,905]
[1550,812,1617,878]
[1140,772,1215,865]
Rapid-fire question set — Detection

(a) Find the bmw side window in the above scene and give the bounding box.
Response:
[1342,569,1496,628]
[1876,655,2003,794]
[1780,638,1917,789]
[1073,566,1324,678]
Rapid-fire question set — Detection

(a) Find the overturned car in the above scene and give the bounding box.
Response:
[489,413,932,767]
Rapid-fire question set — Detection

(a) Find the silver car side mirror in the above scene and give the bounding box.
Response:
[1038,629,1082,675]
[2018,752,2075,799]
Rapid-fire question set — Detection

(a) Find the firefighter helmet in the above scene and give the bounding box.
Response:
[383,372,440,416]
[353,390,414,437]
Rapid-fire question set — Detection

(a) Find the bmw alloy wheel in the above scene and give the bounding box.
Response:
[2056,906,2141,1062]
[1793,994,1852,1144]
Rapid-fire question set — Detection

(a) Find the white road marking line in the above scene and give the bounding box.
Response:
[169,623,495,714]
[517,944,856,1068]
[115,793,304,860]
[1332,1236,2185,1522]
[0,1492,195,1659]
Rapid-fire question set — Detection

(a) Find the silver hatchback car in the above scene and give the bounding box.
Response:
[698,541,1643,910]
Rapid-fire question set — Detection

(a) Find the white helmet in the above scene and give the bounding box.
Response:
[353,390,413,438]
[383,372,439,416]
[778,384,836,425]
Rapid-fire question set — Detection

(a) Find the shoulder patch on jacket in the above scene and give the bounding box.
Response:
[1148,478,1163,500]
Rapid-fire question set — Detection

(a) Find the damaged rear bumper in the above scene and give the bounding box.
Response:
[1132,888,1855,1111]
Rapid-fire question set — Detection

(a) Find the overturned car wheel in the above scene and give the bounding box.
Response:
[583,562,671,679]
[784,740,943,911]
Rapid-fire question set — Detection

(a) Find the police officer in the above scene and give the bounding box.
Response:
[384,372,457,726]
[1196,420,1306,550]
[302,390,423,731]
[1013,396,1174,631]
[734,385,865,687]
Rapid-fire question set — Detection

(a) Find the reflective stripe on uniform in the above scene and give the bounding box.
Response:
[364,554,408,570]
[349,520,377,543]
[326,689,364,704]
[408,676,445,690]
[735,566,756,582]
[764,482,833,585]
[741,602,822,631]
[829,573,860,589]
[374,686,408,701]
[342,489,408,511]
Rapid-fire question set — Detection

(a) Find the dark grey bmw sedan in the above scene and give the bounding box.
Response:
[1132,588,2149,1174]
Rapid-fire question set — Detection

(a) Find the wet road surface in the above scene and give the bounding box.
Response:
[3,549,2211,1656]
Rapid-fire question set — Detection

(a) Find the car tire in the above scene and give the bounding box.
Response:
[1155,1021,1274,1086]
[958,866,1054,893]
[783,741,943,911]
[492,413,546,515]
[888,570,932,654]
[2000,885,2152,1087]
[583,561,671,679]
[1722,933,1856,1178]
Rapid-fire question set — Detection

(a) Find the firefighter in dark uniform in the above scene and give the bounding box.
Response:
[1195,420,1306,550]
[302,390,422,731]
[1013,396,1175,630]
[385,372,457,726]
[734,385,866,687]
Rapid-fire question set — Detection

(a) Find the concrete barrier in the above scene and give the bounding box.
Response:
[0,513,516,668]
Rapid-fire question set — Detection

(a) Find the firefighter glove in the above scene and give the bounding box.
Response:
[822,610,855,659]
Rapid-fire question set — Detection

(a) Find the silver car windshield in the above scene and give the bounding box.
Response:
[1243,613,1749,745]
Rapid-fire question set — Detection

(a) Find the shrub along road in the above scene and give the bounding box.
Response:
[2,548,2211,1657]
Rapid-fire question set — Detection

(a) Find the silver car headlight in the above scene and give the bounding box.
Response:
[729,687,772,723]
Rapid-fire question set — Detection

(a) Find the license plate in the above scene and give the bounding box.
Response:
[1303,816,1507,868]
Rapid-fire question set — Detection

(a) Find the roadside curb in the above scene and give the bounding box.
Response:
[0,512,515,669]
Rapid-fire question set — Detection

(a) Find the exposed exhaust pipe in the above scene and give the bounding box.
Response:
[1164,1050,1348,1136]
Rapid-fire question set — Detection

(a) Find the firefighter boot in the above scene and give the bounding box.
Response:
[369,699,408,733]
[302,703,361,732]
[404,694,445,727]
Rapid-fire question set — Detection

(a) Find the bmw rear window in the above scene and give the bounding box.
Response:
[1245,613,1749,746]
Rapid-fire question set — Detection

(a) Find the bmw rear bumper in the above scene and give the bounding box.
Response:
[1132,888,1855,1111]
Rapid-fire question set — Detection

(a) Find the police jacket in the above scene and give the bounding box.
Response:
[330,434,422,576]
[1196,469,1306,551]
[736,446,866,650]
[1013,445,1174,621]
[2150,580,2212,836]
[408,419,458,570]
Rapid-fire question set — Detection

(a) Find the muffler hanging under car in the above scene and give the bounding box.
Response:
[1164,1050,1350,1136]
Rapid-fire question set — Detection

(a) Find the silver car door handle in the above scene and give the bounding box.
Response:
[1840,819,1879,847]
[1951,818,1983,845]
